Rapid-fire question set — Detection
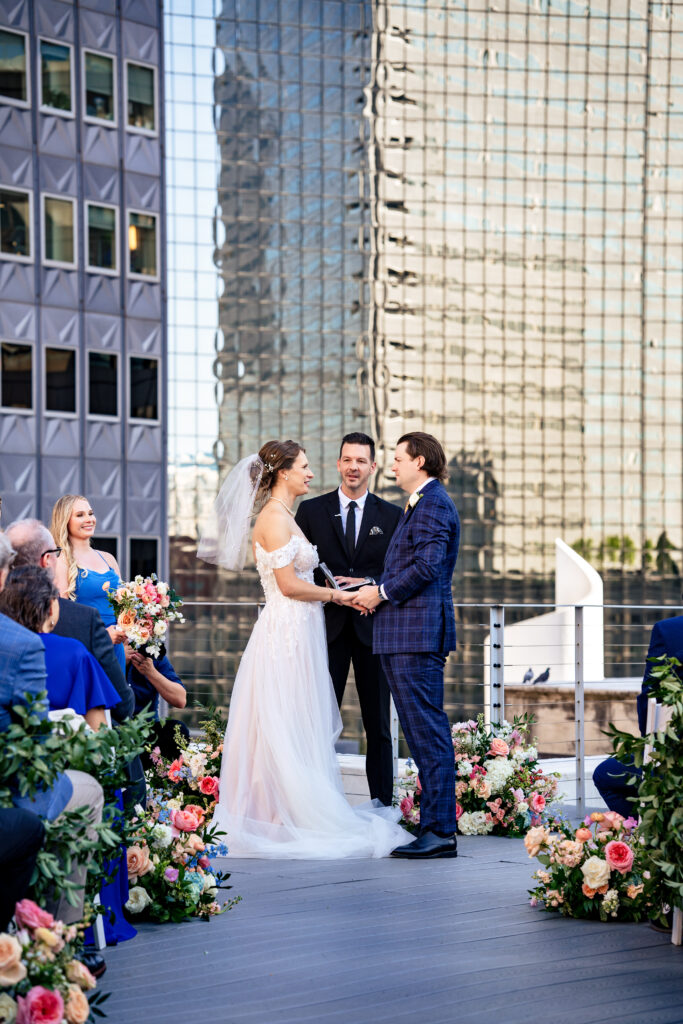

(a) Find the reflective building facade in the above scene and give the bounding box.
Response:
[165,1,683,732]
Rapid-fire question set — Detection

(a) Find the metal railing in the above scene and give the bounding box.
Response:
[165,600,678,816]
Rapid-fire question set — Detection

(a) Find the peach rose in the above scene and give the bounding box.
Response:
[0,933,26,986]
[627,883,644,899]
[589,812,604,823]
[581,882,597,898]
[170,808,201,832]
[33,927,62,951]
[604,840,634,875]
[557,840,584,868]
[575,828,592,842]
[65,959,96,991]
[184,834,205,855]
[117,608,137,629]
[14,900,54,931]
[64,985,90,1024]
[597,883,609,895]
[488,737,509,758]
[126,844,152,883]
[198,776,220,797]
[524,826,550,858]
[183,804,206,826]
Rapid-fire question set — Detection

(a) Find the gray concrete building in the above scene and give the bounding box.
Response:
[0,0,166,578]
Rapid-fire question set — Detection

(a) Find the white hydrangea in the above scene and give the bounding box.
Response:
[457,760,473,778]
[458,811,494,836]
[483,758,516,794]
[512,745,537,763]
[150,823,173,850]
[125,886,152,914]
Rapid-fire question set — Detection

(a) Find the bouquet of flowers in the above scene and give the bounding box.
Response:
[106,573,184,659]
[124,799,239,924]
[526,811,658,921]
[396,713,560,837]
[0,899,108,1023]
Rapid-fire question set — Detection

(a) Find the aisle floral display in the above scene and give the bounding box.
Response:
[146,704,224,818]
[0,900,108,1023]
[396,714,560,836]
[526,811,658,922]
[106,573,184,659]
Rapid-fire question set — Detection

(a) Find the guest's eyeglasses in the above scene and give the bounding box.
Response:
[41,547,62,559]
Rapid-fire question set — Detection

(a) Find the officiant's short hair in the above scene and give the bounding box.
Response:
[397,432,447,482]
[340,432,375,460]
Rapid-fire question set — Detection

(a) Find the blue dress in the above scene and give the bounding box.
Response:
[40,634,121,714]
[74,551,126,673]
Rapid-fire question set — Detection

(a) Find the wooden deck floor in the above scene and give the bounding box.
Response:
[103,833,683,1024]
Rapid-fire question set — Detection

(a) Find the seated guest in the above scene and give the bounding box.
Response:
[0,808,45,930]
[593,613,683,816]
[50,495,126,674]
[0,531,104,926]
[0,566,120,731]
[124,642,189,763]
[6,519,134,722]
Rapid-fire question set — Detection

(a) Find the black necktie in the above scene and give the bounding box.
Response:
[345,501,357,561]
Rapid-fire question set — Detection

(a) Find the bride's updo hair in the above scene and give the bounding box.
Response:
[256,439,304,504]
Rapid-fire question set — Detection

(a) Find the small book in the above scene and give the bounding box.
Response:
[319,562,373,592]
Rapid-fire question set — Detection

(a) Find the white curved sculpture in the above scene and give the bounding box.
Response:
[485,539,604,695]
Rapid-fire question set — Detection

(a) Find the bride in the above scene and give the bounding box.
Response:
[198,439,413,858]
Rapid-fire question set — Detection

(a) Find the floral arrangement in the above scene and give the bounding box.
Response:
[106,573,184,659]
[526,811,659,921]
[123,798,239,924]
[396,714,560,836]
[0,899,108,1023]
[146,705,224,816]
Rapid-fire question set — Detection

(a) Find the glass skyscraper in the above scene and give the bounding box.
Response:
[165,1,683,737]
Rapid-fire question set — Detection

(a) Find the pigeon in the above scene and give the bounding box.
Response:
[533,668,550,684]
[522,668,534,685]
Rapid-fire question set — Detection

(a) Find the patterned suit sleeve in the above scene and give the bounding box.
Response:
[382,498,453,605]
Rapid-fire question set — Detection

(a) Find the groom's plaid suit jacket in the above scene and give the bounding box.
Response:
[373,479,459,655]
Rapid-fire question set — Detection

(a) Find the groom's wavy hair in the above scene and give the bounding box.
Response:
[256,439,305,504]
[397,432,448,482]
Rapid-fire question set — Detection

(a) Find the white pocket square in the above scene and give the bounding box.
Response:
[369,526,383,536]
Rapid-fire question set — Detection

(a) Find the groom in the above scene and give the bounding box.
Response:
[355,432,460,858]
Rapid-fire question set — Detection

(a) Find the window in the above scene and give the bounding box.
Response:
[126,61,156,133]
[129,537,158,579]
[45,346,76,414]
[128,211,158,278]
[1,341,32,410]
[39,39,73,114]
[129,356,158,420]
[87,203,117,273]
[0,29,28,105]
[0,188,31,261]
[84,50,115,123]
[43,195,76,267]
[97,536,118,561]
[88,351,118,417]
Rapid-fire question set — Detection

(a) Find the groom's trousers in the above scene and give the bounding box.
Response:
[381,651,457,835]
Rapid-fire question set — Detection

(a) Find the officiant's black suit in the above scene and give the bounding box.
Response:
[296,490,402,805]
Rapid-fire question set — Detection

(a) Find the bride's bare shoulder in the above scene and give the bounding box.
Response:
[253,505,293,553]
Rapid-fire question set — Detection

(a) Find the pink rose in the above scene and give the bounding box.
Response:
[161,595,170,607]
[529,792,546,813]
[622,816,638,831]
[198,776,220,797]
[14,900,55,932]
[183,804,207,826]
[400,796,414,817]
[16,986,64,1024]
[171,808,201,832]
[198,856,211,869]
[598,811,624,833]
[455,802,463,820]
[604,840,634,875]
[488,737,509,758]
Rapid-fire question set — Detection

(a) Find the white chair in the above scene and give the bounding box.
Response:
[645,697,681,946]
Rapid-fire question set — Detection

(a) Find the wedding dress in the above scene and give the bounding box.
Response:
[211,534,412,858]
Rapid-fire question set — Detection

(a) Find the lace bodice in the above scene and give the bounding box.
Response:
[254,535,319,603]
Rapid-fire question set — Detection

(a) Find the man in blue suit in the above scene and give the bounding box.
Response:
[356,432,460,858]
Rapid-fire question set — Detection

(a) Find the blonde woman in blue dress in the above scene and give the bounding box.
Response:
[198,439,412,859]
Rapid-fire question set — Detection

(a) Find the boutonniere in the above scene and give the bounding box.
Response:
[408,492,423,509]
[369,526,383,536]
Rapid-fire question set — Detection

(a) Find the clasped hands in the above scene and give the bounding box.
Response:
[329,577,383,615]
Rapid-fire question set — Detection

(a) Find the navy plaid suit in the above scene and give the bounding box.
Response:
[374,479,459,834]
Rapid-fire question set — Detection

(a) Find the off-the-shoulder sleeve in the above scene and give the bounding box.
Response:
[256,536,298,569]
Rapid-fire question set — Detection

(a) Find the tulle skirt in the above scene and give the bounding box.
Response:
[211,599,412,859]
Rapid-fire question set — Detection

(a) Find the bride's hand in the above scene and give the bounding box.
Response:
[332,590,357,606]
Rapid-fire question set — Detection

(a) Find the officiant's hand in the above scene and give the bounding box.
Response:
[354,585,383,612]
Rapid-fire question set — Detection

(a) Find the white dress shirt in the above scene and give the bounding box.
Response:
[338,486,368,546]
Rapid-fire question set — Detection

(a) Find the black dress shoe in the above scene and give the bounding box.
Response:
[390,829,457,859]
[78,951,107,979]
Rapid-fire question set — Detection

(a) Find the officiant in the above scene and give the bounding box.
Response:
[296,432,401,806]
